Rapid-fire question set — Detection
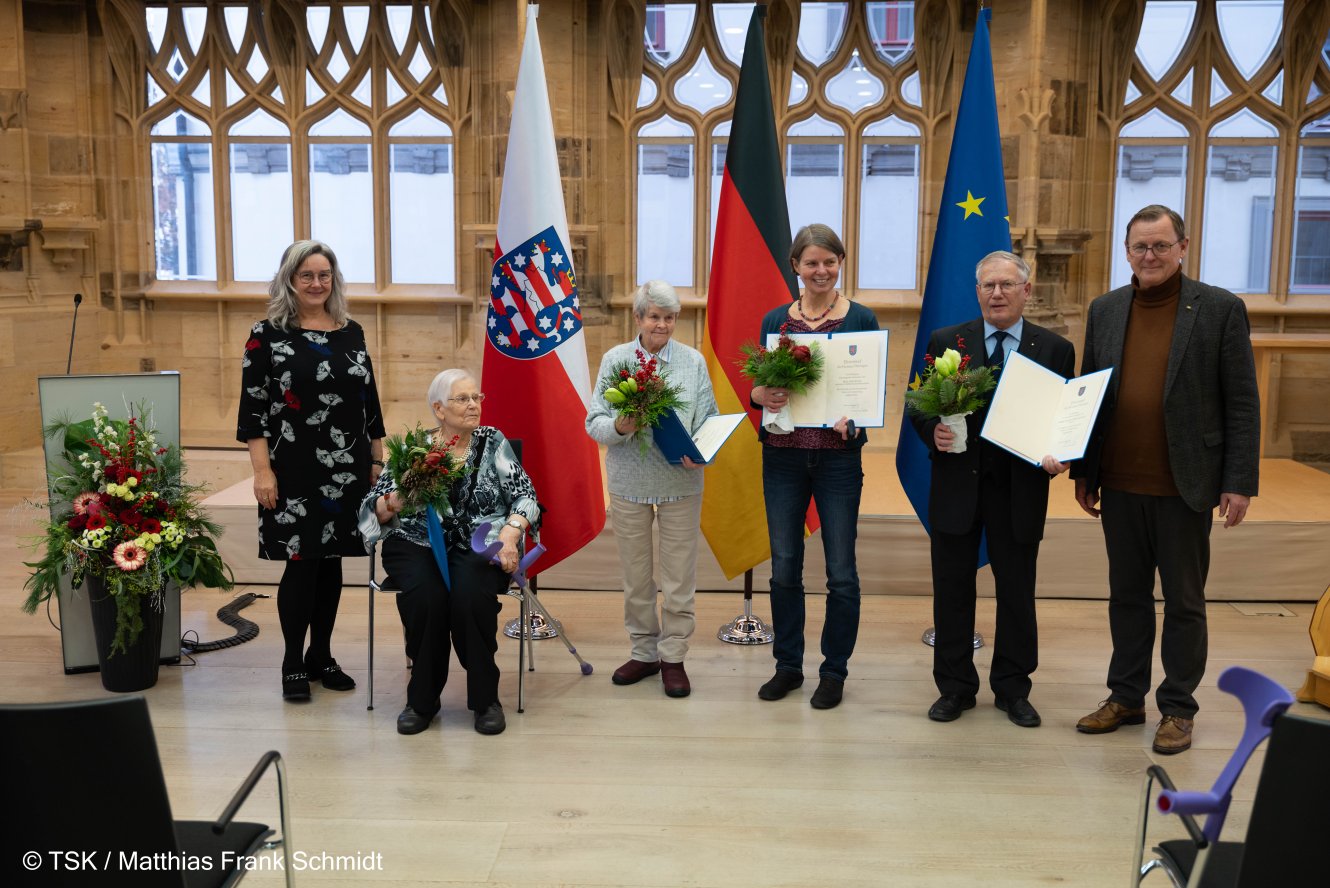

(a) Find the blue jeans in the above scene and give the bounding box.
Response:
[762,446,864,680]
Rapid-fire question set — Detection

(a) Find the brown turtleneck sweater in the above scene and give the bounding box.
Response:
[1100,268,1182,496]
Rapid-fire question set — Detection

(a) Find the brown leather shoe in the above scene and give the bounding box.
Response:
[612,658,661,685]
[660,661,691,698]
[1076,700,1147,734]
[1152,716,1194,754]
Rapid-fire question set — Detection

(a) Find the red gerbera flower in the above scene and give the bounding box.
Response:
[140,518,162,534]
[85,513,107,531]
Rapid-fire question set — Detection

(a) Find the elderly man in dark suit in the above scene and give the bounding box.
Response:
[912,250,1076,728]
[1072,204,1260,755]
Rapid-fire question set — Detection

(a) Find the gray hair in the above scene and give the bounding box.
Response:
[427,368,476,414]
[975,250,1030,284]
[1125,204,1186,243]
[267,240,349,331]
[632,280,681,318]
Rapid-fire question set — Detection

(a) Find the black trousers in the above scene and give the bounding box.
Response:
[930,473,1040,700]
[382,537,506,715]
[1100,488,1211,718]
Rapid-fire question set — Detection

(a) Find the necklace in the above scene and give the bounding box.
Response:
[796,291,839,324]
[437,429,473,462]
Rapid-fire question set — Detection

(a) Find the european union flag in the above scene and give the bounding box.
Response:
[895,8,1010,547]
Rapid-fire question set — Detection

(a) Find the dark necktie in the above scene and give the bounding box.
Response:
[988,330,1009,368]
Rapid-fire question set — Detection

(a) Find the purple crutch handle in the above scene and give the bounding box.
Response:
[470,522,546,587]
[1157,789,1221,817]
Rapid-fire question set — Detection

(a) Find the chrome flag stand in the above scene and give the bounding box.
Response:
[718,569,774,645]
[922,627,984,650]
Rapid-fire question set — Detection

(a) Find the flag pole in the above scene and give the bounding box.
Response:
[905,4,1009,652]
[718,569,774,644]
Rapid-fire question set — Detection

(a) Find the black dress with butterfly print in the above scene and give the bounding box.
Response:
[236,319,386,560]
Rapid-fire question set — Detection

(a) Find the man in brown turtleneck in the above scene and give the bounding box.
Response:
[1070,205,1260,754]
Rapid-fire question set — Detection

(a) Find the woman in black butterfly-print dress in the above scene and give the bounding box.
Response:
[237,241,386,702]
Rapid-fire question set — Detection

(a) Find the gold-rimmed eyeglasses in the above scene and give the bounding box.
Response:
[1127,241,1181,257]
[447,393,486,405]
[295,270,333,285]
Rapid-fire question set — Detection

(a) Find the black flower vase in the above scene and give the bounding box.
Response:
[85,575,165,692]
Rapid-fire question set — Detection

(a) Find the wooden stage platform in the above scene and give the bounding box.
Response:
[206,454,1330,602]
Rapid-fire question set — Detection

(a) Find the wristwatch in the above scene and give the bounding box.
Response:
[506,518,524,531]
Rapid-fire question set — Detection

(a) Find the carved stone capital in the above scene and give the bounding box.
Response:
[1012,228,1093,331]
[38,229,94,271]
[0,89,28,131]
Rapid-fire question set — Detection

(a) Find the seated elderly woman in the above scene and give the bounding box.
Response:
[359,368,540,736]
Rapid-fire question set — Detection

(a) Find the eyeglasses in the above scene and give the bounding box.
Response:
[979,280,1025,294]
[1127,241,1181,257]
[447,393,486,405]
[295,271,333,285]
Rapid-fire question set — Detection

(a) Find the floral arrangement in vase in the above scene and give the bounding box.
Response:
[23,403,233,655]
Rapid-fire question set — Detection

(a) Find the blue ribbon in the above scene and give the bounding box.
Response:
[424,504,451,590]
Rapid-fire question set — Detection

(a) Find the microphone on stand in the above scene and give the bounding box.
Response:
[66,292,82,375]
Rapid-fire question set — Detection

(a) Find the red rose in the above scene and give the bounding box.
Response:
[119,510,142,529]
[67,514,88,531]
[245,338,261,351]
[791,345,812,363]
[283,390,301,410]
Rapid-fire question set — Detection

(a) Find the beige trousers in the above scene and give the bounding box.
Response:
[608,493,702,663]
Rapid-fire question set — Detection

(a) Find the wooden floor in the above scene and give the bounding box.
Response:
[3,488,1327,887]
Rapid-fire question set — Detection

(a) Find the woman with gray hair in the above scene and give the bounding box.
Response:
[586,280,718,698]
[237,240,386,702]
[360,369,540,736]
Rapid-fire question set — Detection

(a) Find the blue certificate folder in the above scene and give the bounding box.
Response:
[652,411,746,465]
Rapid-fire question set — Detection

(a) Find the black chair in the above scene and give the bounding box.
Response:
[1134,711,1330,887]
[0,696,292,888]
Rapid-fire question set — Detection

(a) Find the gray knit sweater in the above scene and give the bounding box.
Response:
[585,337,719,499]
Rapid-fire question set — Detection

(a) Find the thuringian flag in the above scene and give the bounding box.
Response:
[699,6,805,579]
[895,7,1010,548]
[481,5,605,574]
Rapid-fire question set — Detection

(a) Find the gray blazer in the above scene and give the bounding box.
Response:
[1075,274,1260,512]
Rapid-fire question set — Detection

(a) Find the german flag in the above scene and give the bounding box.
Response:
[699,5,805,579]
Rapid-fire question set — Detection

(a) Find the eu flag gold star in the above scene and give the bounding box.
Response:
[956,190,985,219]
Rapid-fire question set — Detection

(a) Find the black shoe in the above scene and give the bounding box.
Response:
[311,659,356,691]
[474,702,506,735]
[758,670,804,701]
[996,696,1042,728]
[810,676,844,709]
[396,706,433,735]
[281,671,311,702]
[928,693,977,722]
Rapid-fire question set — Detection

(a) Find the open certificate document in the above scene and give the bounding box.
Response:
[653,411,746,465]
[762,329,890,428]
[979,351,1112,465]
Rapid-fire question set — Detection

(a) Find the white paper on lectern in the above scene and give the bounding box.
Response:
[979,351,1112,465]
[759,329,890,428]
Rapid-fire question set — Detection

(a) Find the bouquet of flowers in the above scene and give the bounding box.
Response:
[904,336,997,454]
[24,403,234,655]
[383,425,473,516]
[738,323,825,433]
[598,349,688,454]
[738,324,825,394]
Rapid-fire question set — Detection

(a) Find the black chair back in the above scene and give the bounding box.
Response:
[1,696,185,886]
[1237,713,1330,886]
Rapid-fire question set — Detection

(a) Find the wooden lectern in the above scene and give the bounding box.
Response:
[1295,584,1330,710]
